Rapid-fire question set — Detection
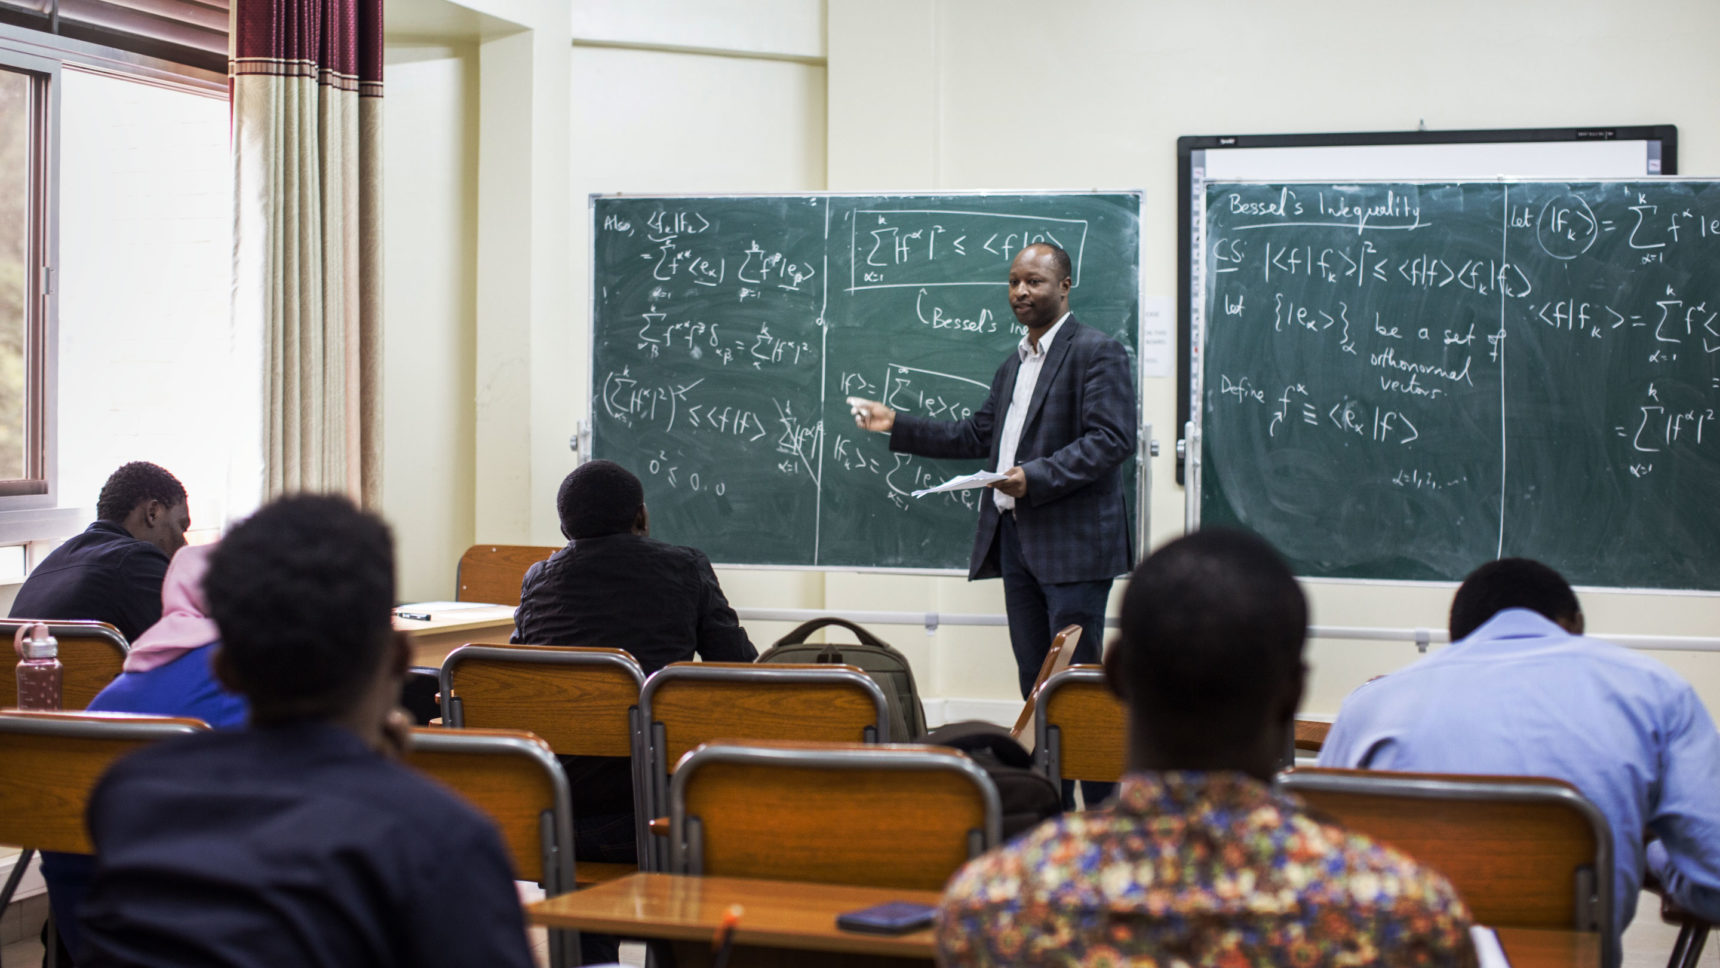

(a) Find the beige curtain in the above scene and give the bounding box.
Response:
[230,0,382,505]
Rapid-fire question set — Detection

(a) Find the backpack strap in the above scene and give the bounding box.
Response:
[774,616,889,649]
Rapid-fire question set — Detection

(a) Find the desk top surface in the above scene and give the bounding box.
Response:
[394,603,516,668]
[527,873,1600,967]
[529,873,939,959]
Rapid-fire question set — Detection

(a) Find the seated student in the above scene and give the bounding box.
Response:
[513,459,757,964]
[39,543,247,965]
[77,495,533,968]
[11,461,190,641]
[938,529,1474,967]
[1320,557,1720,957]
[511,459,757,860]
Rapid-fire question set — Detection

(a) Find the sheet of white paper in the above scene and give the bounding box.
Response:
[395,601,492,614]
[1469,926,1512,968]
[912,470,1007,498]
[1139,294,1173,378]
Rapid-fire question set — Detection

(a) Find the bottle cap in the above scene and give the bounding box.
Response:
[19,622,57,660]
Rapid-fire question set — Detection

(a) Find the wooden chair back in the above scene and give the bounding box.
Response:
[405,726,577,967]
[1033,665,1126,786]
[0,711,206,855]
[638,662,890,868]
[1279,767,1612,948]
[1009,624,1081,749]
[0,620,129,710]
[439,644,647,880]
[670,740,1000,891]
[454,544,559,606]
[440,644,643,756]
[1293,718,1332,753]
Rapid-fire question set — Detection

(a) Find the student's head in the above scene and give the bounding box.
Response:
[556,460,646,540]
[1449,557,1583,641]
[98,461,190,557]
[1105,528,1308,779]
[206,494,399,725]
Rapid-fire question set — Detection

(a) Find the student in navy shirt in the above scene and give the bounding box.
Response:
[11,462,190,641]
[77,495,533,968]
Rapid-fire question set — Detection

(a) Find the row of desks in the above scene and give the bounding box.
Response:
[402,609,1600,967]
[529,873,1602,967]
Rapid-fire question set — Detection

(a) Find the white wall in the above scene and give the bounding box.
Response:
[381,44,479,601]
[380,0,1720,717]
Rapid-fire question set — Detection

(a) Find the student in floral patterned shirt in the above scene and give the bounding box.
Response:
[937,529,1475,967]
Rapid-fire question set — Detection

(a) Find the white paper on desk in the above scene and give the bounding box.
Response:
[911,470,1007,498]
[394,601,493,615]
[1470,926,1511,968]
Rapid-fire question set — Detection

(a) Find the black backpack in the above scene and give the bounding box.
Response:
[923,720,1063,841]
[758,617,927,743]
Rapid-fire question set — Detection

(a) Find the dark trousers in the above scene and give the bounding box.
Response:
[997,511,1118,810]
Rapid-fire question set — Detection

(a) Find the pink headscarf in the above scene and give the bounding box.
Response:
[124,543,221,673]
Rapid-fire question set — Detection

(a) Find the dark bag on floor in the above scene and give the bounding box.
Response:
[923,720,1063,840]
[758,617,927,742]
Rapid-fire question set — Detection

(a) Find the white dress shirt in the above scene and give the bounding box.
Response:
[994,313,1070,512]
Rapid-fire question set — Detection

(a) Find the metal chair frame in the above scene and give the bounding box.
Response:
[1278,767,1615,964]
[637,663,890,870]
[0,710,206,968]
[1032,665,1124,787]
[408,727,578,968]
[439,643,649,865]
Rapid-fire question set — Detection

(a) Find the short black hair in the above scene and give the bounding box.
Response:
[205,494,395,721]
[1115,528,1307,752]
[1025,242,1073,283]
[96,462,187,522]
[556,460,643,539]
[1449,558,1579,641]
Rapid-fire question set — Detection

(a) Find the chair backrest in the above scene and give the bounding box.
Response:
[405,726,574,892]
[638,662,891,867]
[405,726,577,968]
[454,544,560,606]
[670,740,1001,891]
[0,619,130,711]
[1010,623,1081,748]
[1278,767,1613,944]
[440,644,644,756]
[0,710,207,854]
[1033,665,1126,786]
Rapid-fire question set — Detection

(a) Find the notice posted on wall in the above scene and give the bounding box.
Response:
[1139,295,1172,379]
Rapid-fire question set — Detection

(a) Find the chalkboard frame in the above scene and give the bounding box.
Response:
[583,189,1152,573]
[1189,175,1720,595]
[1175,125,1681,485]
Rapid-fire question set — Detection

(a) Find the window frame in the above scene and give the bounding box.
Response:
[0,22,224,550]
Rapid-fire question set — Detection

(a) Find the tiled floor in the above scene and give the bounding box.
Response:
[0,892,1697,967]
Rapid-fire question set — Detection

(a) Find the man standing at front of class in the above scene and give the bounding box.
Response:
[848,242,1135,753]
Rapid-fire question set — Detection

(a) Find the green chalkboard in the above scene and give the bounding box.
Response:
[1198,180,1720,589]
[590,192,1142,570]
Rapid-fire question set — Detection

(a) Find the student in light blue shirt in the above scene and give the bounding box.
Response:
[1320,558,1720,961]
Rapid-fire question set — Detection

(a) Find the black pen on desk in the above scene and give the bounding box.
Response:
[395,610,431,622]
[711,904,743,968]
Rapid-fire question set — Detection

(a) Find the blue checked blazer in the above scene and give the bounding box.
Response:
[889,316,1136,584]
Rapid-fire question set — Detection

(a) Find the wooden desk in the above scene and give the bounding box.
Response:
[528,873,1601,968]
[529,873,935,967]
[394,604,516,668]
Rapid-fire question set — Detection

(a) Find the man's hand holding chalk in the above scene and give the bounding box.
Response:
[845,396,896,433]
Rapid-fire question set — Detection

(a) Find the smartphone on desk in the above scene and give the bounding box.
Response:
[835,901,937,935]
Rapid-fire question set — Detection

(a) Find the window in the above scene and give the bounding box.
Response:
[0,61,46,494]
[0,24,256,556]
